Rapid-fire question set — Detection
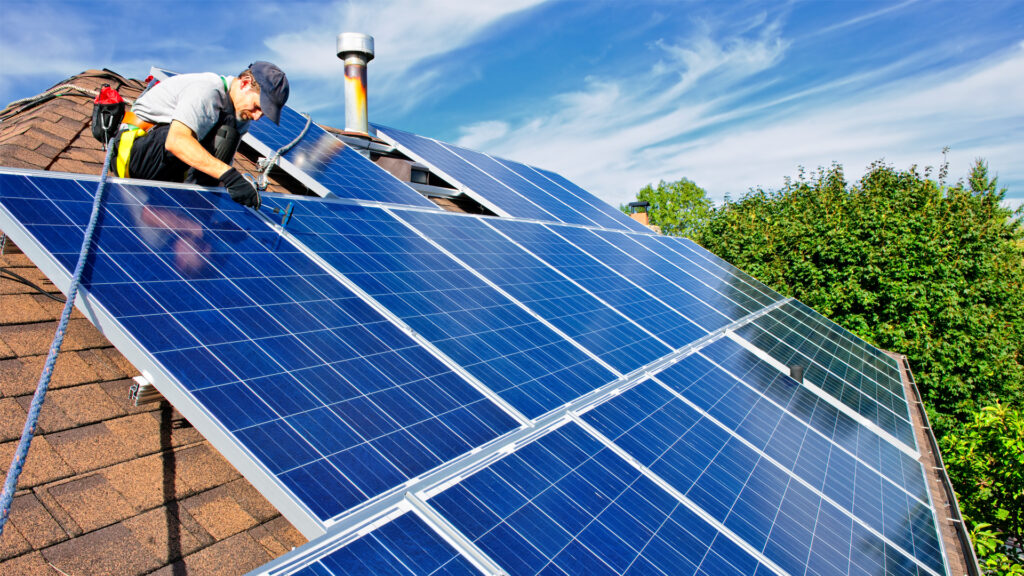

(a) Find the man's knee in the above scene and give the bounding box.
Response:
[187,123,240,186]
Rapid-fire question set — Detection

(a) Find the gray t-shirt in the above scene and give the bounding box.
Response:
[132,73,249,139]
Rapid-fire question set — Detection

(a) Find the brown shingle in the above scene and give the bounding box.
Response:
[150,531,272,576]
[102,451,190,510]
[0,318,110,358]
[0,551,54,576]
[173,443,241,494]
[0,436,73,488]
[0,511,32,560]
[0,295,54,325]
[261,516,306,551]
[46,421,136,474]
[0,352,103,397]
[224,478,279,524]
[42,521,164,576]
[122,505,213,564]
[0,398,27,441]
[4,493,67,550]
[44,473,138,533]
[181,486,258,540]
[77,348,132,382]
[0,337,14,360]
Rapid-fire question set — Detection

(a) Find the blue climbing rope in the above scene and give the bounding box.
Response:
[0,143,116,536]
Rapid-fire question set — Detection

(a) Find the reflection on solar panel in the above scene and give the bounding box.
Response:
[375,125,651,233]
[0,172,516,531]
[246,107,437,208]
[0,165,948,575]
[259,196,616,420]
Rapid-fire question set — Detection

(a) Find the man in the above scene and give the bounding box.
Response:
[113,61,289,208]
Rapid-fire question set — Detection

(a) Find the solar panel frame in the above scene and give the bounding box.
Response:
[243,107,439,209]
[0,169,522,536]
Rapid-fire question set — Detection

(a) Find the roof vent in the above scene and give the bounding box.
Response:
[337,32,374,135]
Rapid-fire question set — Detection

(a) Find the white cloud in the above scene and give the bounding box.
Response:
[466,30,1024,208]
[455,120,509,149]
[263,0,548,115]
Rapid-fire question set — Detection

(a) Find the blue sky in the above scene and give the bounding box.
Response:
[2,0,1022,208]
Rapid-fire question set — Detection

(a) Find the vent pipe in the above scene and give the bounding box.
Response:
[337,32,374,135]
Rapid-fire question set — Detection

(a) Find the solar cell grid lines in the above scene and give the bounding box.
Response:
[582,378,945,576]
[246,107,436,208]
[494,157,634,231]
[433,140,600,228]
[733,305,917,449]
[261,196,617,420]
[530,165,656,234]
[394,208,673,374]
[548,224,734,332]
[698,337,929,502]
[427,423,773,576]
[375,125,553,221]
[485,217,707,349]
[0,172,518,528]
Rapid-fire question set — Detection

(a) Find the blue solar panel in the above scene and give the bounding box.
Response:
[655,235,783,307]
[432,141,599,228]
[592,229,761,319]
[582,378,945,575]
[699,337,929,502]
[396,209,672,373]
[271,512,476,576]
[246,107,436,208]
[261,196,616,419]
[428,423,772,575]
[547,224,732,331]
[376,125,553,221]
[495,157,635,232]
[532,166,655,234]
[625,232,774,312]
[485,217,706,349]
[734,308,917,448]
[653,354,938,562]
[0,172,517,525]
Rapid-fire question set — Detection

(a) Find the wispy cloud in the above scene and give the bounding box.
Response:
[263,0,548,115]
[465,24,1024,208]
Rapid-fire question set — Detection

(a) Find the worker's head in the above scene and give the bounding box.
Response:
[233,62,289,124]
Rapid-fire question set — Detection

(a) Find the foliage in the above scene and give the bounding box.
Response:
[623,178,713,237]
[695,160,1024,433]
[941,402,1024,543]
[971,522,1024,575]
[648,159,1024,571]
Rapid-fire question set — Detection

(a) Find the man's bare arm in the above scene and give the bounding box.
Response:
[164,120,231,179]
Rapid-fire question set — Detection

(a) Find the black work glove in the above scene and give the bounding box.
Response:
[219,167,261,209]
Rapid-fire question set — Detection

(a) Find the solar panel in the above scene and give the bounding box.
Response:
[1,153,949,574]
[375,125,552,221]
[547,224,735,331]
[259,195,617,420]
[486,217,707,348]
[699,337,929,502]
[245,107,437,209]
[581,377,944,575]
[255,510,478,575]
[530,166,656,234]
[395,209,672,373]
[0,171,517,532]
[427,423,774,575]
[733,304,917,449]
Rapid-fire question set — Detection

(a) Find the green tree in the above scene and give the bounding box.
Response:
[624,178,713,237]
[940,402,1024,545]
[694,159,1024,571]
[698,160,1024,430]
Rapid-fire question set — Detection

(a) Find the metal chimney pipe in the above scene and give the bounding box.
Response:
[337,33,374,135]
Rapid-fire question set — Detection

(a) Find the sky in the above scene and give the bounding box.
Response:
[2,0,1022,209]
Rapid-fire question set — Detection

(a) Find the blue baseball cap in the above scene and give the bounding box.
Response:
[248,61,289,125]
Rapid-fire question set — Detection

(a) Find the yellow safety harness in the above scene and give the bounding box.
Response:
[115,76,231,179]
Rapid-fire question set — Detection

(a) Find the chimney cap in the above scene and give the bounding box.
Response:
[628,201,650,213]
[337,33,375,61]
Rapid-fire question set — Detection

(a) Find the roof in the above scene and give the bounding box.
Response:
[0,69,973,576]
[0,70,306,575]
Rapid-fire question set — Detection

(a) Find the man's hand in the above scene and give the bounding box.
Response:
[219,167,261,209]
